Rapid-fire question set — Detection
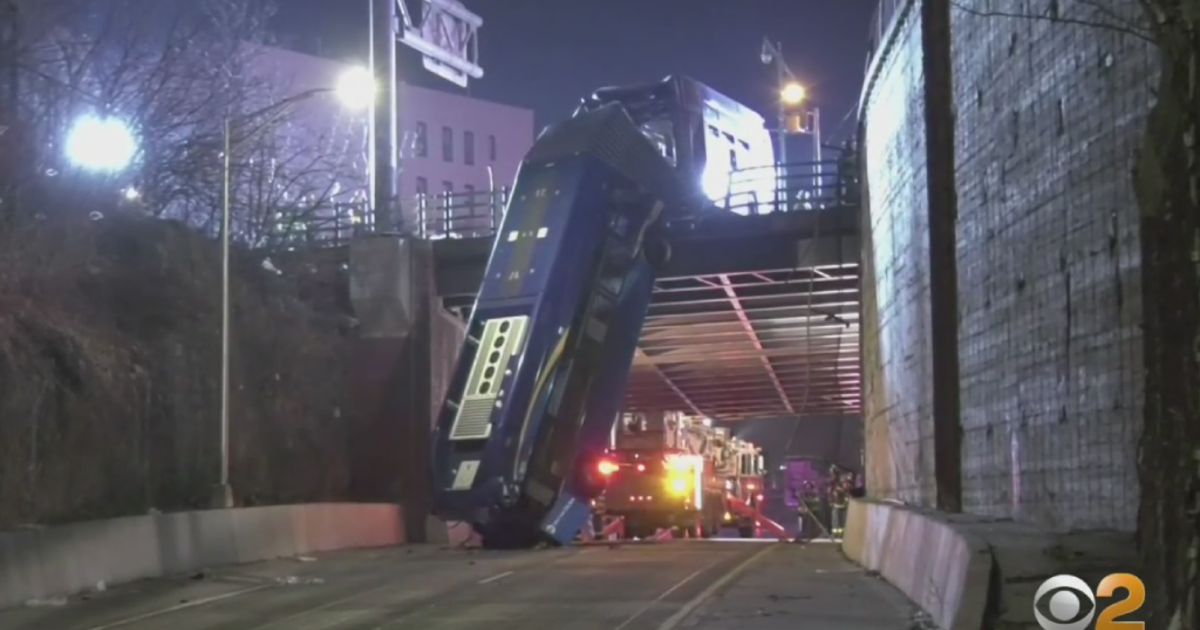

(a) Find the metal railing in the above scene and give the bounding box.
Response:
[413,187,510,240]
[718,159,858,216]
[266,158,858,248]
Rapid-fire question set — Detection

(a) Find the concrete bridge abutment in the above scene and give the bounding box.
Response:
[347,235,464,543]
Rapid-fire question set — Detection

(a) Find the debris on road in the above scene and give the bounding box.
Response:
[25,597,67,607]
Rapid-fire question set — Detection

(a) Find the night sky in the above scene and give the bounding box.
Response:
[274,1,876,144]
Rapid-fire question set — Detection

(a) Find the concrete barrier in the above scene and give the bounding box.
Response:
[841,498,992,630]
[0,503,404,611]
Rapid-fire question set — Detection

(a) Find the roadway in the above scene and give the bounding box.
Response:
[0,541,918,630]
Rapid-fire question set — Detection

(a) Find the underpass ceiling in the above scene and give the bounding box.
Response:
[627,263,861,421]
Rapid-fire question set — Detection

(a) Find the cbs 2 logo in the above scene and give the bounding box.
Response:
[1034,573,1145,630]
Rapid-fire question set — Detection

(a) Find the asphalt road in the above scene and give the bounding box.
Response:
[0,541,917,630]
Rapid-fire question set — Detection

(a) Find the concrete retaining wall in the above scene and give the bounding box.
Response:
[0,503,404,610]
[841,498,992,630]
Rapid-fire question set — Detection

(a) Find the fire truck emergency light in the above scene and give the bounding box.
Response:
[598,459,619,476]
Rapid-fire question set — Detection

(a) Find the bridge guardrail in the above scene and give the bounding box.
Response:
[273,158,859,248]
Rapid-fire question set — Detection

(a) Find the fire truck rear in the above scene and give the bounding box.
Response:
[721,437,766,537]
[594,411,764,539]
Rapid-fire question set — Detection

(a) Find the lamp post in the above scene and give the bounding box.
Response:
[761,37,824,210]
[761,39,794,167]
[215,70,374,509]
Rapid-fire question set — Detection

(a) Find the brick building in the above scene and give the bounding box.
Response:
[859,0,1154,531]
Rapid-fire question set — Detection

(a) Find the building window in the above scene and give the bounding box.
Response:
[464,183,475,203]
[415,176,428,196]
[442,126,453,162]
[415,122,428,157]
[442,180,453,194]
[488,134,497,161]
[463,131,475,165]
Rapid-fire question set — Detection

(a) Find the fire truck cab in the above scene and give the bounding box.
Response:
[594,411,763,539]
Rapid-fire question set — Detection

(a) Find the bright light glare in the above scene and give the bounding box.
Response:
[666,454,698,473]
[66,115,137,172]
[597,459,619,476]
[336,67,375,111]
[669,477,688,494]
[781,82,807,105]
[123,186,140,201]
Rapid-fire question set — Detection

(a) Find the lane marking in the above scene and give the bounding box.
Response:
[81,585,271,630]
[478,571,514,585]
[608,565,713,630]
[653,543,777,630]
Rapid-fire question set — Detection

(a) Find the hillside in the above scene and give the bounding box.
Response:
[0,216,356,529]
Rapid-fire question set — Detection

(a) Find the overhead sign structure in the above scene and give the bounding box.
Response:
[397,0,484,87]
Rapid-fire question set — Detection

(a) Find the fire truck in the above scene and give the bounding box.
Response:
[594,411,765,539]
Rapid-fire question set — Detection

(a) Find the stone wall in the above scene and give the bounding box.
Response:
[860,0,1153,530]
[860,3,938,506]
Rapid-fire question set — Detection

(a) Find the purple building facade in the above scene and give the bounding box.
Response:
[247,45,535,240]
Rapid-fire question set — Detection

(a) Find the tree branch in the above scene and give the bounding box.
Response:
[949,0,1155,42]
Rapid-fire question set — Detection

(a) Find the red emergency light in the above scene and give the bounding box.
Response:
[598,459,619,476]
[746,482,756,490]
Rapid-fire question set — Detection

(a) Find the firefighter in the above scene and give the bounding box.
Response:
[798,480,821,540]
[829,469,850,539]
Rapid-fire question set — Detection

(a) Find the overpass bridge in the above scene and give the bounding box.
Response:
[413,160,862,420]
[285,159,862,541]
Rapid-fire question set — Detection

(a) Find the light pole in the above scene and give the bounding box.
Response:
[761,38,823,210]
[215,71,374,509]
[761,39,793,166]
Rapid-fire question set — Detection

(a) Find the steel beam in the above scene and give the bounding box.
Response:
[433,233,858,298]
[718,274,794,414]
[631,346,705,417]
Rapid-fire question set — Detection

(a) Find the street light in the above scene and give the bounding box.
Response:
[214,66,371,509]
[336,67,376,111]
[65,114,137,172]
[781,82,807,106]
[761,38,823,210]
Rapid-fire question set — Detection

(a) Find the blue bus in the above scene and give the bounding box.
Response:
[431,77,773,547]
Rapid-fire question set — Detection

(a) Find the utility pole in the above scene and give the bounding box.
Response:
[370,0,399,233]
[761,39,789,168]
[774,43,788,168]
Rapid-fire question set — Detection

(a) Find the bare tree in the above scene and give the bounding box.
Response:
[4,0,367,250]
[0,0,362,529]
[1129,1,1200,628]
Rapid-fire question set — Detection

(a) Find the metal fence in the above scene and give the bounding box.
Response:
[719,159,858,216]
[269,158,858,248]
[413,187,510,240]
